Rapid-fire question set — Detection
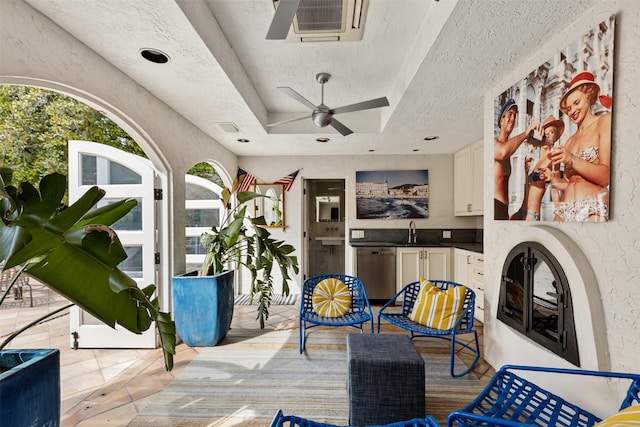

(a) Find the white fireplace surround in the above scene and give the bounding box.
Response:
[492,225,609,371]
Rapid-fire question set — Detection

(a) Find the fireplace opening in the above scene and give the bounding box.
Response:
[498,241,579,365]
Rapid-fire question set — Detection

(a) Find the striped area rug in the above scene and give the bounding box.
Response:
[234,294,298,306]
[129,329,483,426]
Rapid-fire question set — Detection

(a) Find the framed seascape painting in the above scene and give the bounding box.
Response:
[355,170,429,219]
[493,15,614,222]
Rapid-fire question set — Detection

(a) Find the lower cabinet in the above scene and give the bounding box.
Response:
[396,247,451,293]
[454,248,484,323]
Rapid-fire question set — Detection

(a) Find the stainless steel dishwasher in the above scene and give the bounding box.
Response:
[356,247,396,300]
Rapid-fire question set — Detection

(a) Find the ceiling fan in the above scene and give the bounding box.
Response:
[267,72,390,136]
[266,0,300,40]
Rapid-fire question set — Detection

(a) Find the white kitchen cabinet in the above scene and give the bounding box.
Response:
[454,139,484,216]
[454,248,484,323]
[396,247,451,292]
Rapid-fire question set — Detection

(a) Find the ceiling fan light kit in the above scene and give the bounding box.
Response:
[267,72,389,136]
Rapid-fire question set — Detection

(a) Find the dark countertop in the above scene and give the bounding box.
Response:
[349,241,483,253]
[347,228,483,253]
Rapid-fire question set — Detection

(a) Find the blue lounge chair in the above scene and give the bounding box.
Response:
[270,410,439,427]
[446,364,640,426]
[299,274,374,353]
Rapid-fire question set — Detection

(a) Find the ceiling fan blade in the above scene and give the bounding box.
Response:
[278,86,318,110]
[266,0,300,40]
[330,117,353,136]
[267,114,312,128]
[331,97,390,115]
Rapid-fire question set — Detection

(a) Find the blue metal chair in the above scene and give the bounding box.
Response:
[446,365,640,426]
[299,274,374,353]
[270,410,440,427]
[377,280,479,377]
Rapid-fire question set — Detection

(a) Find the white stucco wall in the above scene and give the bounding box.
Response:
[483,1,640,415]
[0,0,238,287]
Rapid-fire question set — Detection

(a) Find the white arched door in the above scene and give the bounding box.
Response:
[67,141,158,348]
[185,175,224,272]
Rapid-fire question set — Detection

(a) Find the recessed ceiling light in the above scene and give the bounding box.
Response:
[316,137,330,143]
[423,136,439,141]
[237,138,250,143]
[140,48,170,64]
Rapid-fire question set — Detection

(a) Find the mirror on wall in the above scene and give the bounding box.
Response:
[316,196,340,222]
[253,183,285,227]
[313,180,345,223]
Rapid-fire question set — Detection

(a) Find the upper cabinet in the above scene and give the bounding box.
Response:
[454,139,484,216]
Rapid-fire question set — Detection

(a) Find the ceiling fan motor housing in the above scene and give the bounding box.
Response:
[312,105,332,127]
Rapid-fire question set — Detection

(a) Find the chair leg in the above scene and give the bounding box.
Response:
[450,330,480,378]
[299,318,305,354]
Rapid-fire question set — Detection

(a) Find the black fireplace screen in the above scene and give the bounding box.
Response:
[498,242,579,365]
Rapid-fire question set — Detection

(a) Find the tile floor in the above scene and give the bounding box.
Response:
[1,282,494,426]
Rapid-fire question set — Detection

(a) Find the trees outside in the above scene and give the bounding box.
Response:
[1,85,224,186]
[0,85,144,185]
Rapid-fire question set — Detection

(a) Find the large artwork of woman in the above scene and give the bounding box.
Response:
[494,15,614,222]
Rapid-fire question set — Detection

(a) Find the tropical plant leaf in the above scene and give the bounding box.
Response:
[199,185,299,328]
[1,171,176,370]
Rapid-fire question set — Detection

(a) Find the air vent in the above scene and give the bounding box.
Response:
[274,0,368,42]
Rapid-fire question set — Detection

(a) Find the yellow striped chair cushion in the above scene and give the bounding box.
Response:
[312,278,352,318]
[594,405,640,426]
[408,279,467,330]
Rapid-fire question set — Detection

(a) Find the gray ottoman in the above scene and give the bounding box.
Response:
[346,333,425,425]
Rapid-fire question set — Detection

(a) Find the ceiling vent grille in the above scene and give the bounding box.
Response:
[274,0,368,42]
[296,0,343,32]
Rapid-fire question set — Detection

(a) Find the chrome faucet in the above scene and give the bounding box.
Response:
[408,220,417,244]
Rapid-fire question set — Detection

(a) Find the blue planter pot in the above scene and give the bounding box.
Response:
[0,348,60,426]
[172,270,235,346]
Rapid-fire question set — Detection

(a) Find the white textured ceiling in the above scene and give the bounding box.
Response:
[24,0,598,157]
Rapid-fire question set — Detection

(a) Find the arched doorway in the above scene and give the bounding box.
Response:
[1,81,172,349]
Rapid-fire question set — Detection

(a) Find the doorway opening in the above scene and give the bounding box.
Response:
[304,179,346,278]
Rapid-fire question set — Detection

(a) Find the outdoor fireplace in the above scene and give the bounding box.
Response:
[498,242,579,365]
[491,226,609,371]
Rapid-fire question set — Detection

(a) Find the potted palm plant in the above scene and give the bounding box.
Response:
[172,185,298,346]
[0,168,176,426]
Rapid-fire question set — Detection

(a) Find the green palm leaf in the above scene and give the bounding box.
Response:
[0,171,175,371]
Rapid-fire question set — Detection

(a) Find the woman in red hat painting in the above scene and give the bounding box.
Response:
[548,71,611,222]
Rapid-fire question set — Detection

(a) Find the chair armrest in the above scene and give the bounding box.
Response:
[502,364,640,382]
[424,415,440,427]
[378,292,401,312]
[447,411,532,427]
[269,409,284,427]
[502,364,640,408]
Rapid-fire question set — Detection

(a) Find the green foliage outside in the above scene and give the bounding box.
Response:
[0,85,144,185]
[1,85,224,187]
[188,162,224,187]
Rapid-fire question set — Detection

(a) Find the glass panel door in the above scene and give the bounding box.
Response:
[68,140,157,349]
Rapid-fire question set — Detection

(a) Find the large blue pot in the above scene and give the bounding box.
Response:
[172,270,235,346]
[0,348,60,426]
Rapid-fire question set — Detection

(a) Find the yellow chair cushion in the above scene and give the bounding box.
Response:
[594,405,640,426]
[408,279,467,330]
[312,278,352,318]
